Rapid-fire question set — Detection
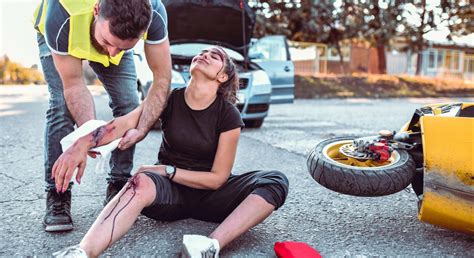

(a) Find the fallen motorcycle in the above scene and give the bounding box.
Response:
[307,102,474,235]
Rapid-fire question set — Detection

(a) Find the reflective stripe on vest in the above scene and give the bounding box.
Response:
[33,0,48,35]
[34,0,124,67]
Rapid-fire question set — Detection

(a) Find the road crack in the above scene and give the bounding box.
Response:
[0,194,103,204]
[0,153,42,166]
[0,172,29,185]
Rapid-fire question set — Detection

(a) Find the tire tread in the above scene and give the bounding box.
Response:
[307,137,416,197]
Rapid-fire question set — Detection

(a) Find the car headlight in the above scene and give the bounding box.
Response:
[251,70,272,95]
[253,70,271,86]
[171,70,185,84]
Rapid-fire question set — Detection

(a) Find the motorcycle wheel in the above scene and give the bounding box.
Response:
[307,136,416,197]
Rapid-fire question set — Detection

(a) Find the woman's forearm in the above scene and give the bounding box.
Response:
[171,168,229,190]
[76,104,144,150]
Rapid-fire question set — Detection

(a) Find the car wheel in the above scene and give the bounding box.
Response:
[244,119,264,128]
[307,137,416,197]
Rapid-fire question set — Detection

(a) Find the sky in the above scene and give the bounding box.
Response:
[0,0,473,68]
[0,0,39,67]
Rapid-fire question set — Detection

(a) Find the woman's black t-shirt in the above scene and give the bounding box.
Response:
[158,88,244,171]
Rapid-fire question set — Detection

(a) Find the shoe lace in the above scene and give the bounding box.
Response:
[201,244,217,258]
[51,192,70,216]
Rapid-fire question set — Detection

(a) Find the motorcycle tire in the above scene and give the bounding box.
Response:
[307,136,416,197]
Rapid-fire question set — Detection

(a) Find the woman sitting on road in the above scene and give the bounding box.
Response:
[52,46,289,257]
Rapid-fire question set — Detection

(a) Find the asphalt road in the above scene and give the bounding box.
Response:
[0,86,472,257]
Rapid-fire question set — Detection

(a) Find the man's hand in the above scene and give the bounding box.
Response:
[136,165,165,176]
[52,142,89,193]
[118,128,146,150]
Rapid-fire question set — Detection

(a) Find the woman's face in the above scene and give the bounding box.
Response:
[190,47,227,82]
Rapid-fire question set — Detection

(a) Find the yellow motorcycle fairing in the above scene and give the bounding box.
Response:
[419,115,474,235]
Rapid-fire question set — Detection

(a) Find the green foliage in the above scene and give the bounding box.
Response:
[399,0,438,75]
[250,0,363,73]
[250,0,363,43]
[357,0,407,74]
[250,0,306,40]
[399,0,471,75]
[441,0,473,38]
[250,0,406,73]
[401,1,436,52]
[250,0,470,74]
[358,0,406,47]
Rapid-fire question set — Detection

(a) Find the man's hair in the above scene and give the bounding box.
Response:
[99,0,152,40]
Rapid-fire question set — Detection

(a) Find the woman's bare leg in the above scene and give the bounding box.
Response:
[209,194,274,249]
[79,174,156,258]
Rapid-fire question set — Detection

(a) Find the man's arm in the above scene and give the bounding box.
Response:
[119,39,171,149]
[52,105,143,192]
[51,53,95,126]
[141,39,171,131]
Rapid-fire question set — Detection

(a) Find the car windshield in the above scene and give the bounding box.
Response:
[170,43,244,61]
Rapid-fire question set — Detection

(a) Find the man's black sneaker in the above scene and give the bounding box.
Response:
[103,180,127,206]
[43,189,73,232]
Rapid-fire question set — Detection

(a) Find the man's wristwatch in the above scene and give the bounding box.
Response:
[165,165,176,180]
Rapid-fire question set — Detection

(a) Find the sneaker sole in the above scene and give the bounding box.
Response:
[181,246,217,258]
[181,246,192,258]
[44,224,74,232]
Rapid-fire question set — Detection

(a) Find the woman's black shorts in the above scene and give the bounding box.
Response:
[141,170,289,223]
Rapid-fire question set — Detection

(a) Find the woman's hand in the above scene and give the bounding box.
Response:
[52,140,90,193]
[136,165,166,176]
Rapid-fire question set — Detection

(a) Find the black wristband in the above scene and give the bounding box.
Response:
[169,167,176,181]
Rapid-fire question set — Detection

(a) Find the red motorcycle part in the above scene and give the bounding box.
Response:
[369,141,391,162]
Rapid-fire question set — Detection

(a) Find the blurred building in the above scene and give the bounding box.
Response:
[290,39,474,81]
[402,42,474,81]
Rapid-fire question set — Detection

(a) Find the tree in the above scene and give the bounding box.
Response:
[401,0,438,75]
[0,55,45,85]
[251,0,408,74]
[250,0,310,40]
[359,0,406,74]
[441,0,474,38]
[0,55,9,84]
[251,0,364,73]
[400,1,472,75]
[310,0,363,73]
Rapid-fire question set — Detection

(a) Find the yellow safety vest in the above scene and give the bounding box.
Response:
[34,0,124,67]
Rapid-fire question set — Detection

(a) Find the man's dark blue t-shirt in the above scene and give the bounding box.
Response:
[35,0,168,55]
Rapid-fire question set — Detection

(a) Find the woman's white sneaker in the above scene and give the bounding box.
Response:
[182,234,220,258]
[53,244,88,258]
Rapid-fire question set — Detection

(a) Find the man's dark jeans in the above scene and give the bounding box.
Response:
[37,33,139,190]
